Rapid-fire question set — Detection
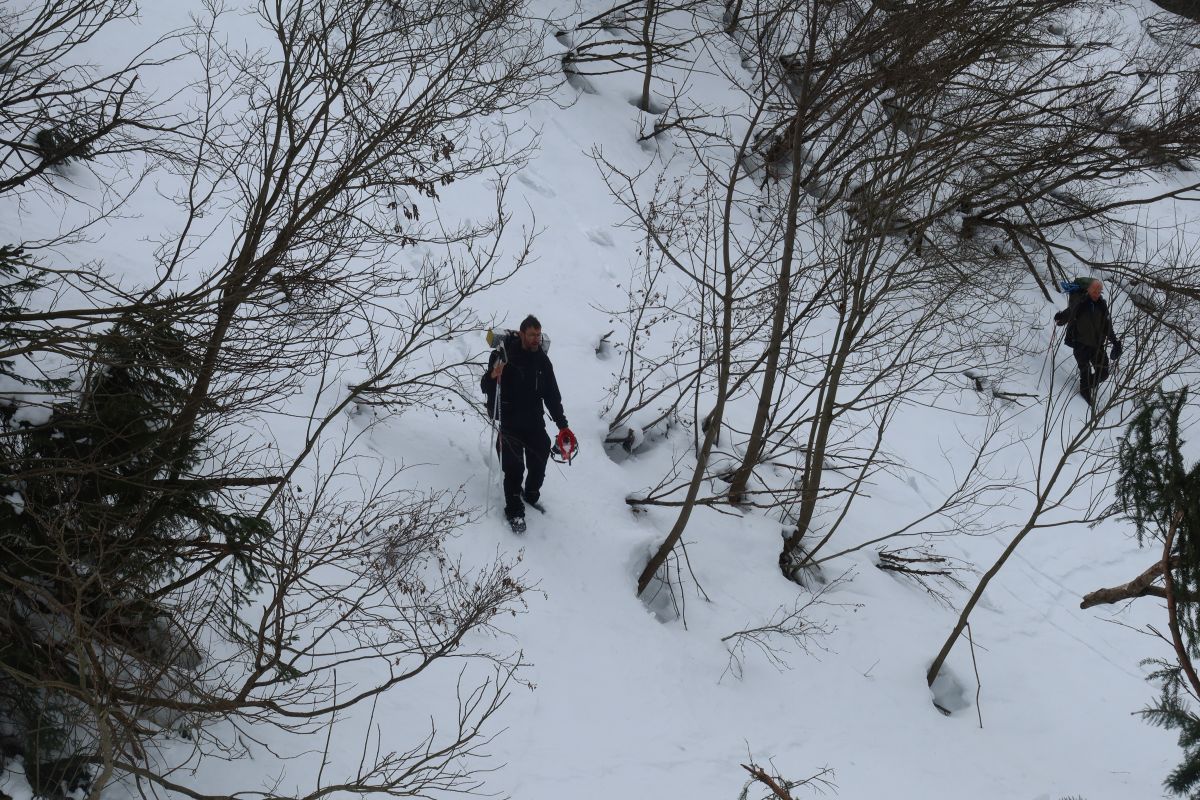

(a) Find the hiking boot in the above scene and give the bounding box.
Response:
[504,493,524,519]
[522,490,540,506]
[506,514,526,534]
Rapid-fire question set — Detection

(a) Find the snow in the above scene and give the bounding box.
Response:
[340,51,1174,790]
[0,1,1191,799]
[3,490,24,515]
[9,404,51,428]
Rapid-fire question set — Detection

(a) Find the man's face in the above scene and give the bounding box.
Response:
[1088,281,1103,301]
[520,326,542,351]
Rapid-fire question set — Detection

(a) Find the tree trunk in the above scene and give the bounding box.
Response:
[636,226,734,595]
[636,102,752,595]
[778,297,859,571]
[1162,512,1200,698]
[926,518,1037,687]
[727,108,804,506]
[724,0,743,33]
[928,407,1105,688]
[639,0,656,112]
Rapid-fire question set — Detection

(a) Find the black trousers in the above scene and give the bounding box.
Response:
[1073,345,1109,395]
[497,426,551,517]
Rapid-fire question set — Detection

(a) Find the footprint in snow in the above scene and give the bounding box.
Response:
[517,170,556,198]
[906,474,926,500]
[586,228,614,247]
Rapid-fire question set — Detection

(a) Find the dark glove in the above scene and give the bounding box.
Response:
[555,428,578,461]
[1110,340,1122,361]
[1053,309,1067,326]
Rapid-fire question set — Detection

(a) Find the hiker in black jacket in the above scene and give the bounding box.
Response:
[481,315,576,529]
[1054,278,1122,406]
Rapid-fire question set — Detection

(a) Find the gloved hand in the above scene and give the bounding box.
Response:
[1110,340,1123,361]
[555,428,578,461]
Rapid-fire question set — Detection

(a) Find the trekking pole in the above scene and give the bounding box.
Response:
[1102,288,1121,411]
[485,342,506,514]
[1040,319,1058,391]
[486,383,499,514]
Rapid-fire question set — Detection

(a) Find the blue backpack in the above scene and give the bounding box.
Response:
[1054,277,1097,348]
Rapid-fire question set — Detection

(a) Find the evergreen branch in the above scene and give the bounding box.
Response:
[1164,510,1200,701]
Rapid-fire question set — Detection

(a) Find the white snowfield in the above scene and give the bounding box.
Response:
[0,1,1193,799]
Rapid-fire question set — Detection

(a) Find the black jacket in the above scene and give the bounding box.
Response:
[1055,295,1117,350]
[481,334,568,431]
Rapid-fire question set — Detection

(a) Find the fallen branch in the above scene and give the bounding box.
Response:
[876,546,970,607]
[991,389,1039,403]
[739,762,835,800]
[742,764,793,800]
[961,369,1038,404]
[1079,556,1198,609]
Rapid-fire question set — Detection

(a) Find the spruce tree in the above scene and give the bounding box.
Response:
[1116,387,1200,797]
[0,245,70,394]
[0,300,272,797]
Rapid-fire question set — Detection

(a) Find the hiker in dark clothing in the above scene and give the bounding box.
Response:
[481,315,576,528]
[1054,278,1122,405]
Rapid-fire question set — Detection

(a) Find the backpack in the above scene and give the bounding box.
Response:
[1058,277,1096,296]
[480,328,552,416]
[485,327,551,354]
[1054,277,1096,348]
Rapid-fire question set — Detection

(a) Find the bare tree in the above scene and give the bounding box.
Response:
[721,570,854,680]
[0,0,551,797]
[927,299,1200,688]
[0,0,181,195]
[558,0,708,112]
[598,0,1200,605]
[595,206,709,456]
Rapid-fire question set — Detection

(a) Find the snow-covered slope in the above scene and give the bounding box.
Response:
[0,1,1189,799]
[366,12,1177,799]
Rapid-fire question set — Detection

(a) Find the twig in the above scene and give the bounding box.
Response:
[966,623,982,729]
